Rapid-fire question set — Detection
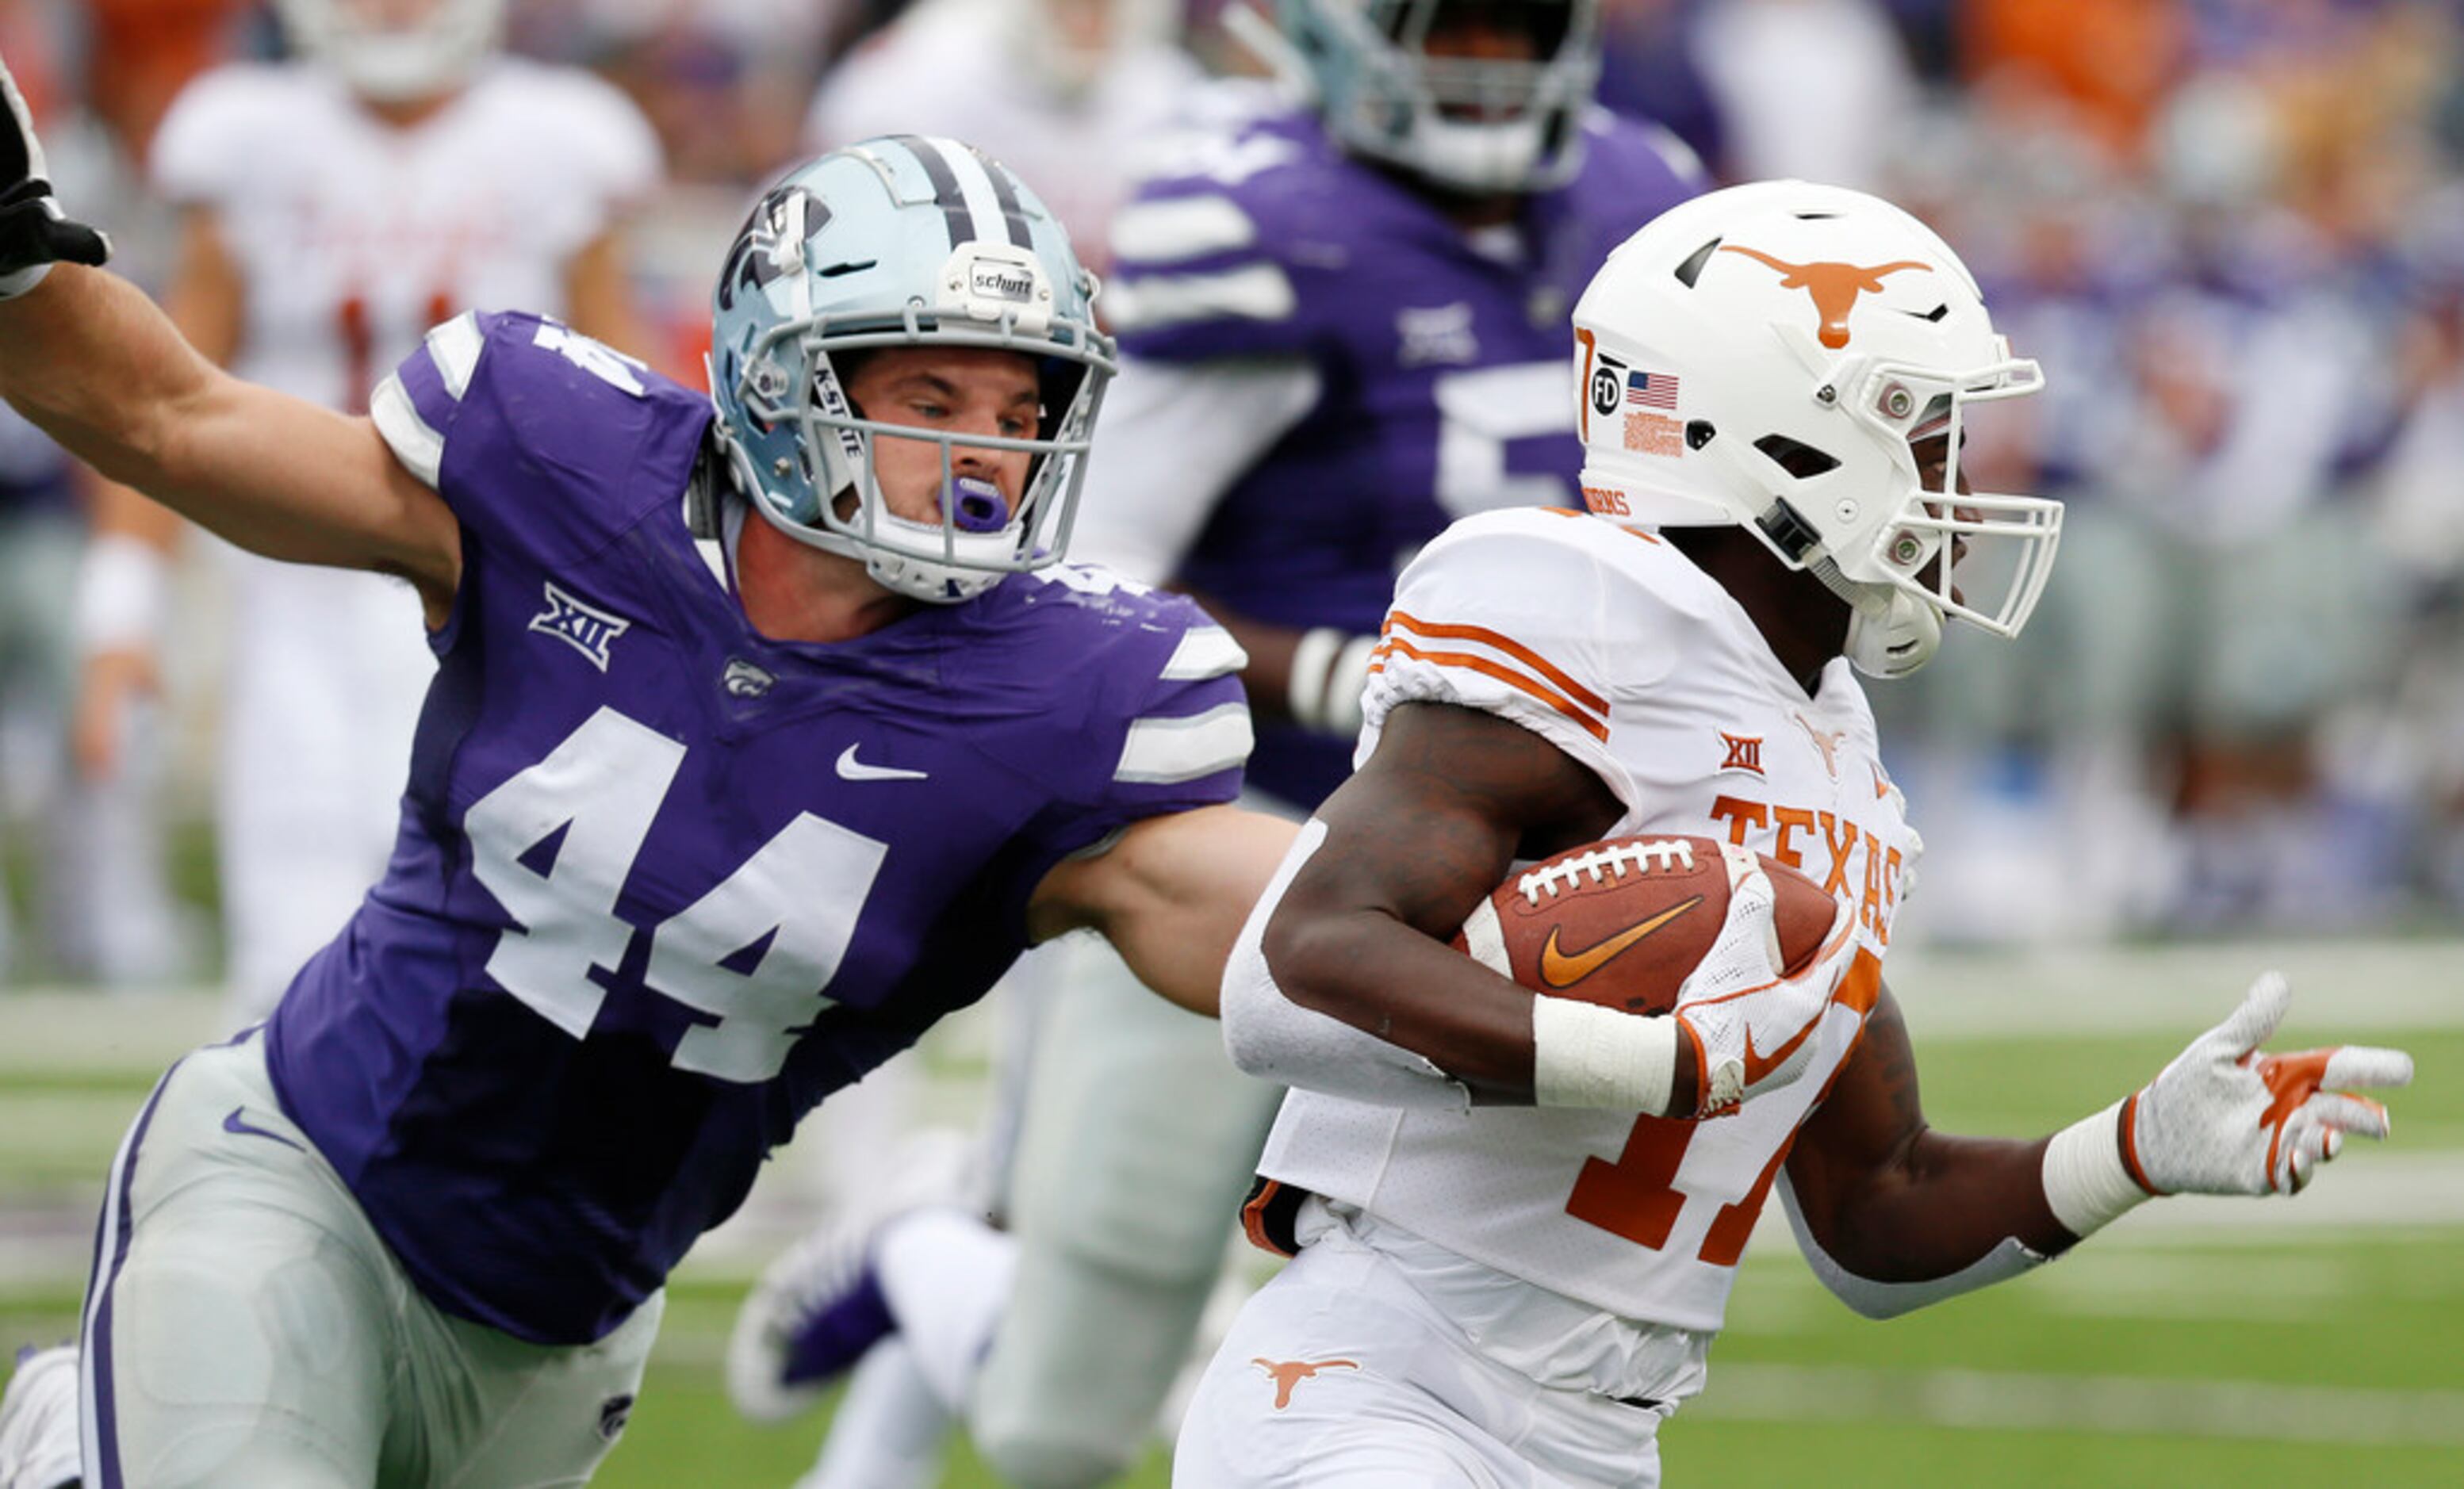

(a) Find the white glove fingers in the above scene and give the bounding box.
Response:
[2301,1090,2391,1140]
[2205,970,2291,1058]
[2268,1110,2327,1194]
[2323,1045,2415,1091]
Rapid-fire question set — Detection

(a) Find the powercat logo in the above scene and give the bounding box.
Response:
[1720,246,1933,350]
[971,264,1036,302]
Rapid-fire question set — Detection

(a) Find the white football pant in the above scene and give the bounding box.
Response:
[1175,1200,1700,1489]
[79,1030,660,1487]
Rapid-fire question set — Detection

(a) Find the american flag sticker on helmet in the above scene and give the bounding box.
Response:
[1626,369,1679,410]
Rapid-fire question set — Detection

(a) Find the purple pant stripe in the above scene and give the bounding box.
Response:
[82,1053,185,1489]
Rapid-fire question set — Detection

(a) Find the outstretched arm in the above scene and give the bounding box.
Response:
[0,57,459,623]
[0,266,461,622]
[1783,973,2412,1319]
[1025,804,1301,1018]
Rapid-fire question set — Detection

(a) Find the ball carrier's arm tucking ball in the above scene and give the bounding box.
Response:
[1455,834,1835,1016]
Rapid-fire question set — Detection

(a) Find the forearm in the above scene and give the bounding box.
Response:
[0,265,220,492]
[1800,1128,2074,1283]
[0,265,456,593]
[1784,989,2074,1315]
[1028,803,1299,1018]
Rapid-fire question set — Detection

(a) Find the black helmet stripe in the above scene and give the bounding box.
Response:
[965,146,1033,251]
[889,134,980,253]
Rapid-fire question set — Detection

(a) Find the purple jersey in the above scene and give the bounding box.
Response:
[266,311,1249,1345]
[1106,101,1703,806]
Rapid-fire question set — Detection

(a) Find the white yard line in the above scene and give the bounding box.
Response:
[1686,1362,2464,1446]
[1887,940,2464,1036]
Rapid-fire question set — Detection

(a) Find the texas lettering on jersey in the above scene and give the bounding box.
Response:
[1705,794,1906,947]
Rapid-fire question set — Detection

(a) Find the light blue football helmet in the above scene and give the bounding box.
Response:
[709,136,1116,604]
[1264,0,1602,194]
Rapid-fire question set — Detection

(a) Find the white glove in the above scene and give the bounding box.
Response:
[2044,972,2413,1235]
[2130,971,2409,1196]
[1670,851,1858,1118]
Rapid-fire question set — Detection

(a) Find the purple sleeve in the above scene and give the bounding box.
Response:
[1012,585,1252,871]
[1104,118,1355,365]
[372,311,712,569]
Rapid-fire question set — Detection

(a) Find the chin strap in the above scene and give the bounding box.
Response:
[1764,503,1941,680]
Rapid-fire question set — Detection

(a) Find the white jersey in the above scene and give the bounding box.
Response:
[1256,507,1923,1333]
[144,59,657,1020]
[151,58,658,411]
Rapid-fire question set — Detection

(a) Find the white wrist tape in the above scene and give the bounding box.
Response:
[1531,997,1677,1113]
[75,534,171,654]
[0,261,50,300]
[2041,1100,2155,1238]
[1286,627,1378,739]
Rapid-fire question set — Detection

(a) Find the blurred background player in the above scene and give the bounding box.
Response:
[806,0,1198,266]
[729,3,1706,1485]
[0,0,198,994]
[72,0,660,1026]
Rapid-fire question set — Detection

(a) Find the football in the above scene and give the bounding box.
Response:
[1454,835,1837,1016]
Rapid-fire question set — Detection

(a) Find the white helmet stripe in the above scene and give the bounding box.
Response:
[963,144,1035,251]
[887,134,981,255]
[934,136,1029,254]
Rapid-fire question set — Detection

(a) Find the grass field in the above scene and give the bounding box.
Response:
[4,944,2458,1487]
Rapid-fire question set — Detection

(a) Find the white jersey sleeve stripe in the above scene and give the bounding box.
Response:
[370,374,445,490]
[1115,702,1254,784]
[1159,625,1247,681]
[1369,633,1609,744]
[1385,609,1609,718]
[1111,195,1258,265]
[1105,263,1296,333]
[426,312,484,401]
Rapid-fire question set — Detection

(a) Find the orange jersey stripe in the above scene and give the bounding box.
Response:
[1367,634,1611,743]
[1385,610,1609,718]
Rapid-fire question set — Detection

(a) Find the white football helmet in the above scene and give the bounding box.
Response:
[275,0,504,102]
[1572,180,2061,678]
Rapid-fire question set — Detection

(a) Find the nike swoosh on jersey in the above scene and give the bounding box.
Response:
[1538,897,1702,989]
[834,744,929,783]
[222,1105,304,1152]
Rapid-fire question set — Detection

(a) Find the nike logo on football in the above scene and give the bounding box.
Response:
[1539,898,1701,989]
[834,744,929,783]
[222,1106,302,1152]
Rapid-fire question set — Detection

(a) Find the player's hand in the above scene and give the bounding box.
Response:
[1670,863,1856,1118]
[1,52,109,296]
[2125,972,2412,1197]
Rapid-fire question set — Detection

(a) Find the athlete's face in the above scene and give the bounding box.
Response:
[1910,428,1976,607]
[1415,1,1549,121]
[843,348,1040,527]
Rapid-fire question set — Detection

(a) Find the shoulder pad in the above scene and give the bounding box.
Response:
[372,311,708,564]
